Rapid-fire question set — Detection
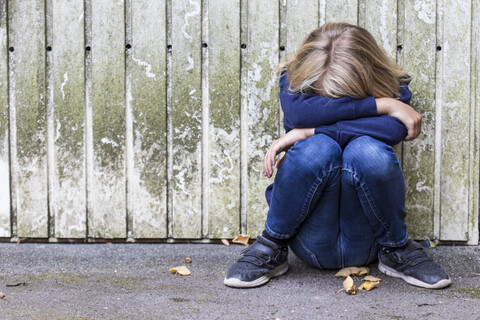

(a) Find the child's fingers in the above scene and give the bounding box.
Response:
[263,148,274,177]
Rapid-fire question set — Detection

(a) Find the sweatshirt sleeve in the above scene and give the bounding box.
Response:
[314,115,408,147]
[280,72,378,131]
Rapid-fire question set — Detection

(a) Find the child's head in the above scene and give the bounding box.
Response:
[278,22,408,99]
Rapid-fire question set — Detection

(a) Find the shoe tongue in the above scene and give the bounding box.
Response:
[256,236,279,249]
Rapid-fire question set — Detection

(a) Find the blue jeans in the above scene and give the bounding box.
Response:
[264,134,409,269]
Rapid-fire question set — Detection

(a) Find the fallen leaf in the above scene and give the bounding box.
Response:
[358,281,379,291]
[232,234,250,246]
[169,266,191,276]
[183,257,192,263]
[343,276,356,295]
[363,275,381,282]
[106,242,112,245]
[221,239,230,246]
[6,282,26,287]
[0,292,7,300]
[17,238,27,244]
[335,267,370,277]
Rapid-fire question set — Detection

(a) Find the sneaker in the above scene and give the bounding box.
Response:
[224,236,289,288]
[378,239,451,289]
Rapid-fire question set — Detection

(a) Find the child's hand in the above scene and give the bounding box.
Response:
[376,98,422,141]
[263,128,315,178]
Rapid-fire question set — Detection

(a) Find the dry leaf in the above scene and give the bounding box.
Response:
[0,292,7,300]
[363,275,381,282]
[169,266,191,276]
[232,234,250,246]
[335,267,370,277]
[17,238,27,244]
[358,281,379,291]
[356,267,370,276]
[335,267,358,277]
[183,257,192,263]
[221,239,230,246]
[343,276,356,295]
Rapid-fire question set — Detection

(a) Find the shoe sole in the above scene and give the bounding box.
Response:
[378,261,451,289]
[223,262,289,288]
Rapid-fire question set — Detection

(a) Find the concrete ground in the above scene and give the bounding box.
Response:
[0,242,479,320]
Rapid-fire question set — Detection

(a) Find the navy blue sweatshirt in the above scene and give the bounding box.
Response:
[279,72,412,147]
[265,74,412,205]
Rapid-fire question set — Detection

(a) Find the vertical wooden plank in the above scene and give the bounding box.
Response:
[9,0,48,237]
[207,0,241,239]
[282,0,319,54]
[127,0,167,238]
[469,0,480,245]
[89,0,126,238]
[325,0,358,24]
[400,0,437,240]
[170,0,202,238]
[51,0,86,238]
[245,0,279,236]
[362,0,397,59]
[0,0,10,237]
[438,0,472,241]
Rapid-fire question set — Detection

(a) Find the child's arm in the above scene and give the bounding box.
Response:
[314,115,408,148]
[263,128,314,178]
[280,72,377,131]
[280,73,418,138]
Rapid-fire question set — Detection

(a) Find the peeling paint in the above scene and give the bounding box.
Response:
[414,0,435,24]
[131,56,156,79]
[181,0,200,41]
[60,71,69,100]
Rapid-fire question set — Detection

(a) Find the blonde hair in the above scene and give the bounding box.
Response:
[276,22,409,99]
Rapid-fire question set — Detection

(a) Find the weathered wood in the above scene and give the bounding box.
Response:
[469,0,480,245]
[361,0,397,59]
[170,0,202,238]
[206,0,241,238]
[0,0,9,237]
[324,0,358,24]
[50,0,86,238]
[282,0,319,54]
[400,0,437,240]
[0,0,477,243]
[438,0,472,241]
[9,0,48,238]
[245,0,280,237]
[127,0,167,239]
[89,0,126,238]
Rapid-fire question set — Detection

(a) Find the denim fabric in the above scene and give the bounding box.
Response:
[264,134,409,269]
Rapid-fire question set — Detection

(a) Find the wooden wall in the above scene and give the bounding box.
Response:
[0,0,478,244]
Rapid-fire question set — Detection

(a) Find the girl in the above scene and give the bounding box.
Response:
[224,23,450,289]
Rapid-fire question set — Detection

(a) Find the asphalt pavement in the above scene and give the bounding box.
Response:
[1,242,479,320]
